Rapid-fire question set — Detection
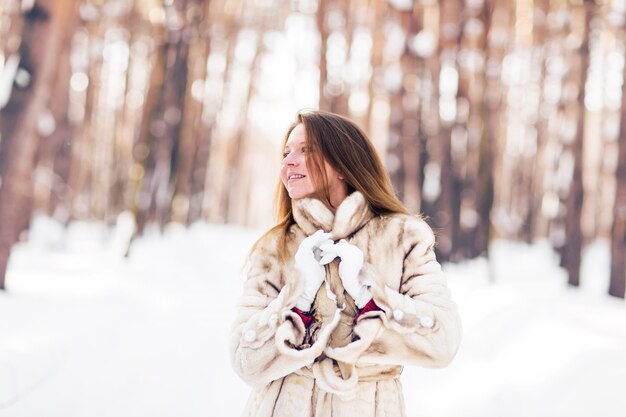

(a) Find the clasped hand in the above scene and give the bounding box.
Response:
[295,230,372,311]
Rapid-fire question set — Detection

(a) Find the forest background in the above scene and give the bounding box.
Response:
[0,0,626,299]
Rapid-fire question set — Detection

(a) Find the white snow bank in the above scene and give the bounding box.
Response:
[0,219,624,417]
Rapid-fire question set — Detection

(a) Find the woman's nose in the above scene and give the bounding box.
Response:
[284,152,299,166]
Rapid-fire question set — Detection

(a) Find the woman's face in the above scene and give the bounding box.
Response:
[280,124,347,207]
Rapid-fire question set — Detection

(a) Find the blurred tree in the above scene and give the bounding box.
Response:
[317,0,351,115]
[559,0,592,287]
[136,0,191,232]
[610,15,626,299]
[472,0,500,259]
[0,0,80,289]
[420,0,463,263]
[531,0,555,241]
[386,2,421,212]
[170,0,212,225]
[453,0,491,259]
[32,0,81,219]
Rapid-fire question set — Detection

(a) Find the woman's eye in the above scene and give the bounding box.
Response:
[282,151,289,158]
[302,146,312,153]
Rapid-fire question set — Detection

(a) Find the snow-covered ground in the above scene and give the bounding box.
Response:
[1,217,625,417]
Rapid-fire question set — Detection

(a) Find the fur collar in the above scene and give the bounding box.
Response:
[292,191,374,239]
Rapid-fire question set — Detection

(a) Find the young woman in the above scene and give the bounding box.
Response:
[230,110,462,417]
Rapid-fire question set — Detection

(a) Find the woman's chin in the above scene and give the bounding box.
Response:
[288,189,313,200]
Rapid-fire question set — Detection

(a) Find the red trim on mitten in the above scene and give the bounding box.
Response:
[291,306,313,327]
[354,298,383,323]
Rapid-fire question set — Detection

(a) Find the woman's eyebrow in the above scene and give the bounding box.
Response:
[284,139,304,148]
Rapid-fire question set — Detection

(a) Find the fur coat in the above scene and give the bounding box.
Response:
[230,192,462,417]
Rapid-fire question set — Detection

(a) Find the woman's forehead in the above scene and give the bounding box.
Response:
[285,124,307,147]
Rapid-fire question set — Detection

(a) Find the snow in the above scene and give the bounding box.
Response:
[1,218,625,417]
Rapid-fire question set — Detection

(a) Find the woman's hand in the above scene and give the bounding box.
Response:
[320,240,372,308]
[294,230,333,311]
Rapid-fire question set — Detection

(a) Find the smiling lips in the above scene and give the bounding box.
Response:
[288,174,306,182]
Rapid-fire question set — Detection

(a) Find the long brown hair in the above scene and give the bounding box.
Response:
[255,110,408,258]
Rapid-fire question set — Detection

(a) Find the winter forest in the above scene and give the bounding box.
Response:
[1,0,626,416]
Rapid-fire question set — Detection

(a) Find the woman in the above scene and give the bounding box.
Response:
[230,110,462,417]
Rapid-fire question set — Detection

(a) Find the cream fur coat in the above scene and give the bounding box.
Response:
[230,192,462,417]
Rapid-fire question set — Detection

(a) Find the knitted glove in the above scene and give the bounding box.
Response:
[294,230,333,311]
[319,239,372,308]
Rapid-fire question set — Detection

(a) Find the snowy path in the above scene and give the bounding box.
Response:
[1,221,625,417]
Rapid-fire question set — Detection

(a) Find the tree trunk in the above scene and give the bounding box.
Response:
[171,0,210,225]
[473,0,506,261]
[62,17,100,222]
[317,0,350,114]
[0,0,78,289]
[317,0,328,110]
[530,0,553,241]
[134,25,165,234]
[561,2,592,287]
[34,0,81,218]
[609,25,626,298]
[365,0,387,139]
[400,6,421,213]
[424,0,463,263]
[419,3,443,250]
[136,0,190,231]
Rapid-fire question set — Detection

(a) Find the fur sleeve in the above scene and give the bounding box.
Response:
[324,216,462,368]
[230,231,340,387]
